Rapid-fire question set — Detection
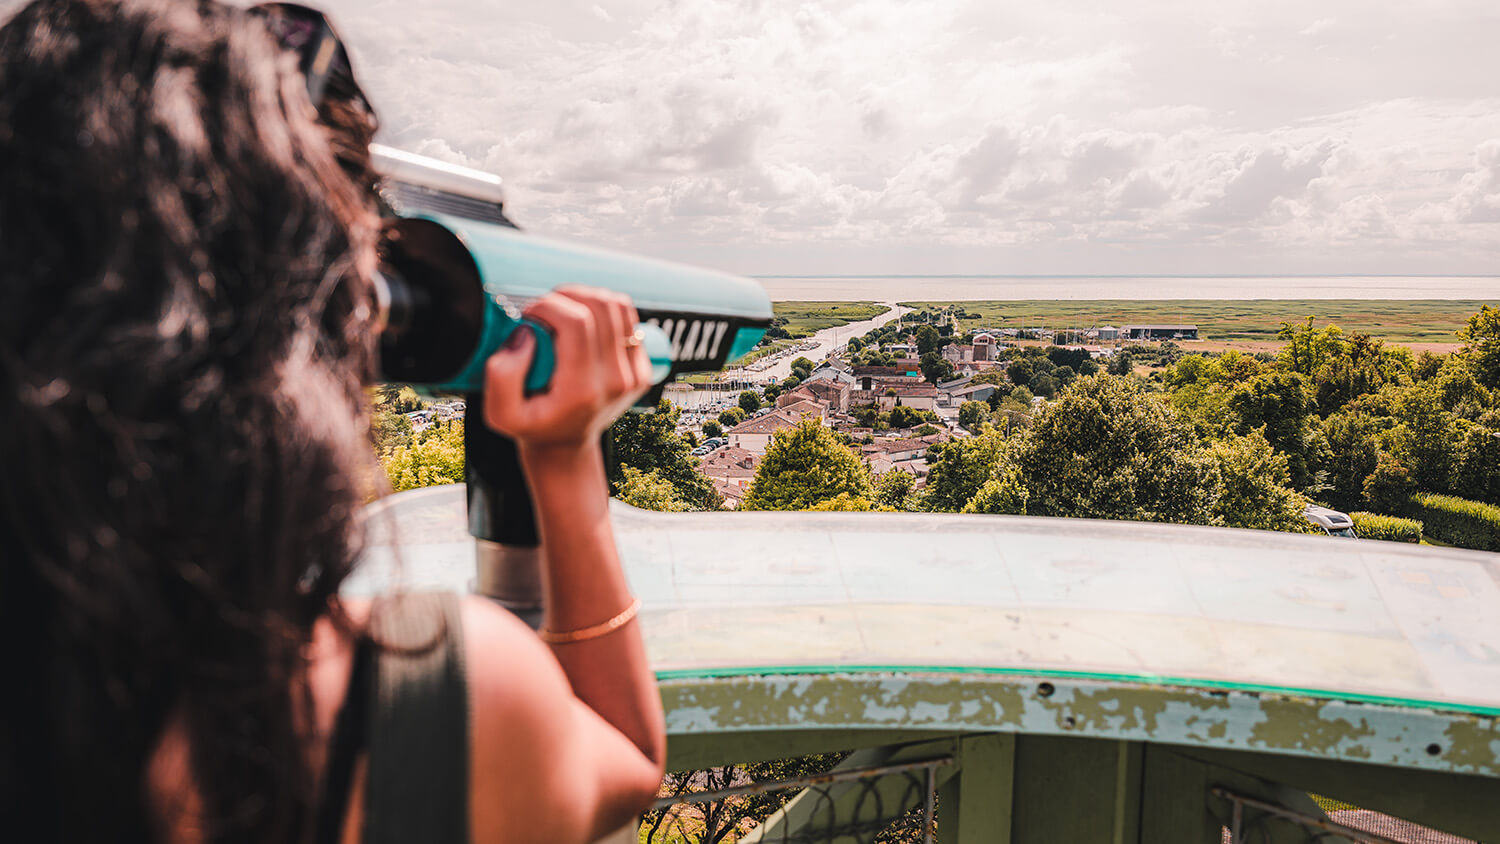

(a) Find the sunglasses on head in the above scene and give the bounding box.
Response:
[249,3,372,116]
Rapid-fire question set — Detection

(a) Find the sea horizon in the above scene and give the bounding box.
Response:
[750,274,1500,302]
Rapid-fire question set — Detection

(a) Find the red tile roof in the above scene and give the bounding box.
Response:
[727,411,803,435]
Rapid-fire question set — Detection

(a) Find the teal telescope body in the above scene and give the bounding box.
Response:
[371,146,772,394]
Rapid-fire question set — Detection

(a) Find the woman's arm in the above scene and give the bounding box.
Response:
[519,441,665,765]
[464,287,666,843]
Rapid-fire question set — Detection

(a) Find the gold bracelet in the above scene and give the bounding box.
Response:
[538,598,642,644]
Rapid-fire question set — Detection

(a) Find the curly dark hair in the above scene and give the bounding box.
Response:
[0,0,381,840]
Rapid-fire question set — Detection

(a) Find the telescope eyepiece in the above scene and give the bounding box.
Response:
[375,219,486,385]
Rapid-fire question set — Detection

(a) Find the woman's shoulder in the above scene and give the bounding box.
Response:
[457,596,663,842]
[455,594,575,729]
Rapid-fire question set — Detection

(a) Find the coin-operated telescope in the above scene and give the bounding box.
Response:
[370,146,771,623]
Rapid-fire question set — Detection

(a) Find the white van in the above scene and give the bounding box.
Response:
[1303,505,1358,538]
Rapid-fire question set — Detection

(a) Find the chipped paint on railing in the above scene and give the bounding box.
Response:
[660,672,1500,777]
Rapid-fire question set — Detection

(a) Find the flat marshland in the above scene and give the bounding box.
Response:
[897,299,1491,351]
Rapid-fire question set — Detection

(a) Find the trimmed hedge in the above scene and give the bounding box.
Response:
[1409,493,1500,552]
[1350,512,1422,544]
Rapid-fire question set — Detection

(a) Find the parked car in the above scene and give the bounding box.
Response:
[1303,504,1358,538]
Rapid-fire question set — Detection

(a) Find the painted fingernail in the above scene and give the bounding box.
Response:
[503,326,533,350]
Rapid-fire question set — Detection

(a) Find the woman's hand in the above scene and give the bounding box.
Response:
[482,287,653,455]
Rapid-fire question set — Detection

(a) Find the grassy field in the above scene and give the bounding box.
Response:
[773,301,890,338]
[895,299,1489,348]
[734,337,801,366]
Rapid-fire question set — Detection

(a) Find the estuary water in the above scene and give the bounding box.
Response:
[752,275,1499,302]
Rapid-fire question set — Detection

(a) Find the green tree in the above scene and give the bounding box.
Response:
[1364,448,1417,514]
[921,428,1006,512]
[790,356,815,381]
[1458,304,1500,389]
[888,404,923,429]
[1007,358,1033,385]
[1392,383,1465,493]
[608,398,723,510]
[738,390,763,414]
[1318,409,1385,511]
[616,466,691,512]
[1106,351,1134,376]
[919,351,955,384]
[849,403,880,428]
[1414,350,1446,381]
[1428,356,1494,419]
[873,469,916,510]
[958,400,990,432]
[970,370,1013,388]
[1312,332,1409,415]
[1029,373,1059,399]
[741,420,873,511]
[1450,419,1500,504]
[718,406,747,427]
[1169,382,1236,440]
[806,493,881,511]
[1277,317,1347,380]
[1046,346,1090,370]
[915,324,941,356]
[370,405,414,454]
[962,455,1028,515]
[1012,376,1212,523]
[701,420,723,439]
[383,421,466,492]
[1164,354,1213,389]
[1202,431,1310,532]
[1227,370,1327,491]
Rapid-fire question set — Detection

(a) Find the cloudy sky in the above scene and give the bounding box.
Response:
[104,2,1500,274]
[315,0,1500,276]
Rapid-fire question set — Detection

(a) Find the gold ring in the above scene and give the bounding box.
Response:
[624,329,644,348]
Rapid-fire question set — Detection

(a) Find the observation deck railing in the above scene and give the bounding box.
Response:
[356,485,1500,843]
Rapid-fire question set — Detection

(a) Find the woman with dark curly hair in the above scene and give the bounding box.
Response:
[0,1,666,842]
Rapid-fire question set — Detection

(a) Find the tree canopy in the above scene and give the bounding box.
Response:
[608,398,723,510]
[872,469,916,511]
[616,466,692,512]
[958,400,990,432]
[1009,375,1213,523]
[921,428,1007,512]
[384,421,465,492]
[919,351,955,384]
[741,420,873,511]
[1460,304,1500,389]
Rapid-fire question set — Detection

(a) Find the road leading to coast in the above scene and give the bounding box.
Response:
[734,302,910,383]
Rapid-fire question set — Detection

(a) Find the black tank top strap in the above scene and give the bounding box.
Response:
[361,591,471,844]
[313,592,469,844]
